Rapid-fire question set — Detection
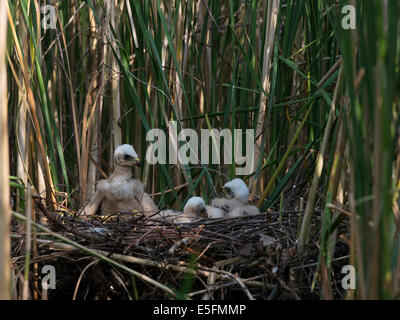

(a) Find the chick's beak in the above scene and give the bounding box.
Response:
[132,157,141,167]
[222,186,232,198]
[197,205,208,217]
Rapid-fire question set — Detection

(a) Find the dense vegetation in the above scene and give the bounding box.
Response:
[1,0,399,299]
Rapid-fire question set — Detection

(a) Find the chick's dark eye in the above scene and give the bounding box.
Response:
[124,154,132,160]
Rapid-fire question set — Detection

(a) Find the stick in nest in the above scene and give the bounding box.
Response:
[33,196,97,241]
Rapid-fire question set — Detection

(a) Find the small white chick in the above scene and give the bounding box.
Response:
[174,196,208,223]
[212,178,262,218]
[163,197,224,223]
[152,197,206,224]
[82,144,158,216]
[210,178,250,215]
[223,178,249,204]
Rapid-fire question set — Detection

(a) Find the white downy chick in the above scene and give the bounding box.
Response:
[81,144,158,216]
[156,197,225,223]
[223,178,249,204]
[210,178,250,215]
[173,196,209,223]
[210,198,243,216]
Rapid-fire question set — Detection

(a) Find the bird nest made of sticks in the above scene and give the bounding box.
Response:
[10,199,349,300]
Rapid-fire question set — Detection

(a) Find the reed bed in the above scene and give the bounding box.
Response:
[2,0,400,299]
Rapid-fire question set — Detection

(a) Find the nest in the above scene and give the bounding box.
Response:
[10,196,350,300]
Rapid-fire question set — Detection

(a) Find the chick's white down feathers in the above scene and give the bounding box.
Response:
[172,197,208,223]
[210,198,243,215]
[209,178,250,216]
[114,144,138,158]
